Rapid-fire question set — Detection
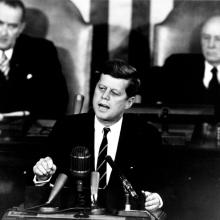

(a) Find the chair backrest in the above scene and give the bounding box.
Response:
[153,1,220,66]
[21,0,93,113]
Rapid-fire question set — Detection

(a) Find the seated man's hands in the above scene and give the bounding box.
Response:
[33,157,57,182]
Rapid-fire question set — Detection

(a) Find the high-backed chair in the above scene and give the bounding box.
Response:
[153,1,220,66]
[22,0,93,113]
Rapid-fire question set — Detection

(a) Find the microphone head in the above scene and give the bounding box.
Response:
[70,146,91,178]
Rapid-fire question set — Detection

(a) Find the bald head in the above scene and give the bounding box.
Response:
[201,16,220,66]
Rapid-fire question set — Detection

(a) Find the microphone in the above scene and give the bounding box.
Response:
[90,171,105,215]
[70,146,91,218]
[24,173,68,213]
[90,171,100,206]
[70,146,91,178]
[105,155,138,199]
[46,173,68,204]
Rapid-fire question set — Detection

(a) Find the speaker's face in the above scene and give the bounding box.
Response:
[93,74,133,126]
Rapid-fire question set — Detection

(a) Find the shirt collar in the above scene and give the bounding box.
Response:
[205,61,220,72]
[0,48,13,60]
[203,61,220,88]
[94,115,123,134]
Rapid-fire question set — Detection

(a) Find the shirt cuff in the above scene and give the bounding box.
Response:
[33,175,52,186]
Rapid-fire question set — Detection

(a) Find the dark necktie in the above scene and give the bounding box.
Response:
[208,67,220,103]
[209,67,219,90]
[97,127,110,189]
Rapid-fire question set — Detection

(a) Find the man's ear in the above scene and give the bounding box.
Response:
[125,96,135,110]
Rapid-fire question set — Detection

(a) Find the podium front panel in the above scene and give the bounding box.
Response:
[2,210,153,220]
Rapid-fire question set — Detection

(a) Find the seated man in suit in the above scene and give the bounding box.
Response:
[0,0,68,118]
[162,15,220,110]
[32,59,169,217]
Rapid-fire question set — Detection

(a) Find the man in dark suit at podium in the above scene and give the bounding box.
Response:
[33,59,168,217]
[162,15,220,111]
[0,0,68,118]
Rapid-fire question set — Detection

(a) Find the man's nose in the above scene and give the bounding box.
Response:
[102,90,110,100]
[208,37,215,48]
[0,24,9,36]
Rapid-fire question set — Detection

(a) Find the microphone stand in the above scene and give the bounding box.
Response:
[90,192,105,215]
[74,178,89,218]
[90,171,105,215]
[124,191,131,211]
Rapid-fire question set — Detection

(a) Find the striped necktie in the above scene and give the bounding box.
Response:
[97,127,110,189]
[0,51,10,79]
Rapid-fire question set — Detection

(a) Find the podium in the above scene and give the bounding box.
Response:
[2,209,153,220]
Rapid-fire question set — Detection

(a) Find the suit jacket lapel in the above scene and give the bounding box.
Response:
[199,56,205,84]
[108,115,129,182]
[114,116,126,166]
[86,112,95,171]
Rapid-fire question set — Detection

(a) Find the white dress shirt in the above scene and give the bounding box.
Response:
[94,115,123,183]
[203,61,220,88]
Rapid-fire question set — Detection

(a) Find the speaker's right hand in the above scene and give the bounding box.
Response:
[33,156,57,181]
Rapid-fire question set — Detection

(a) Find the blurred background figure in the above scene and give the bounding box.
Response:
[161,16,220,106]
[0,0,68,119]
[160,15,220,120]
